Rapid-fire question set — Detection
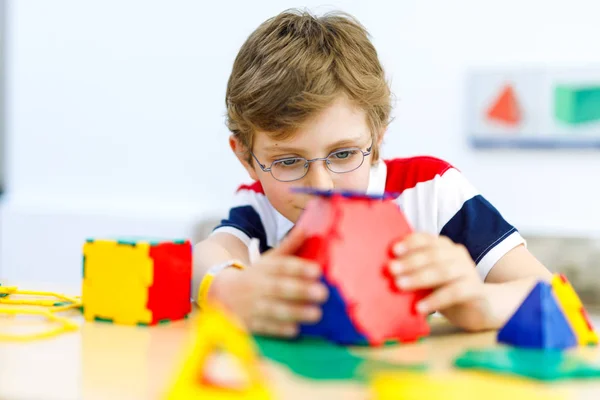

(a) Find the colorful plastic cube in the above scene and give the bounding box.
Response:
[82,237,192,325]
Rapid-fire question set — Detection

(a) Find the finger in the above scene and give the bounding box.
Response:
[389,245,453,276]
[264,256,321,279]
[250,318,299,338]
[395,260,466,290]
[272,226,308,256]
[415,279,482,314]
[261,275,328,302]
[253,298,322,323]
[392,233,438,256]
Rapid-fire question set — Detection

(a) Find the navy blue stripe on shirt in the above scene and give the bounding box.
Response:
[214,205,271,253]
[440,194,516,264]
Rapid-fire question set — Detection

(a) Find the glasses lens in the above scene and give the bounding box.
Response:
[326,149,364,173]
[271,158,308,182]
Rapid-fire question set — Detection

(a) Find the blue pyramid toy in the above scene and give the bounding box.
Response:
[497,281,577,350]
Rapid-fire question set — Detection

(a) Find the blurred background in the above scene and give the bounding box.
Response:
[0,1,599,303]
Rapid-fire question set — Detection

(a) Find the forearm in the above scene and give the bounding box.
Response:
[481,276,543,330]
[191,235,250,304]
[443,277,542,331]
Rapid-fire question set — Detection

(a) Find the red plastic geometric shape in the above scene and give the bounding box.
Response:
[486,84,522,126]
[295,194,430,345]
[146,241,193,324]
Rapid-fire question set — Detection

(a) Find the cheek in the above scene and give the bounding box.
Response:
[333,165,371,191]
[260,179,295,207]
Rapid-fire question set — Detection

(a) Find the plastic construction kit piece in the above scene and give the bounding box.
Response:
[82,237,192,326]
[370,370,565,400]
[254,335,425,382]
[291,187,401,200]
[165,302,271,400]
[0,307,79,341]
[299,278,369,345]
[454,347,600,381]
[497,281,577,350]
[0,284,82,340]
[295,190,430,346]
[0,286,81,308]
[0,283,9,298]
[486,84,522,126]
[551,273,599,346]
[554,84,600,125]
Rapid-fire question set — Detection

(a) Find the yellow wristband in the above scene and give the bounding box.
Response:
[197,260,245,308]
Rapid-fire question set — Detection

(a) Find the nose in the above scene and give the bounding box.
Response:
[303,160,334,191]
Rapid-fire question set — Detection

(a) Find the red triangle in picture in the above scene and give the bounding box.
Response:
[486,84,522,126]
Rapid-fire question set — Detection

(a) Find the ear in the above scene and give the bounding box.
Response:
[229,135,259,181]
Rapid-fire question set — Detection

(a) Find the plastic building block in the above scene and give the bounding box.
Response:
[0,307,79,341]
[165,302,271,399]
[454,347,600,381]
[0,284,82,340]
[146,242,193,324]
[82,238,192,326]
[254,335,425,382]
[0,286,80,308]
[291,187,400,200]
[370,371,565,399]
[555,85,600,124]
[299,278,368,345]
[295,191,430,346]
[551,273,599,346]
[486,84,522,126]
[0,283,9,298]
[497,281,577,349]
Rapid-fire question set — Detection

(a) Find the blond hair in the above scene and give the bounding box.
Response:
[226,9,392,162]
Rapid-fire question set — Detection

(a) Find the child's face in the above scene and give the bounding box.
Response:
[235,95,375,223]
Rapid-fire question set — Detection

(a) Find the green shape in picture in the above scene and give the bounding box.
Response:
[554,84,600,125]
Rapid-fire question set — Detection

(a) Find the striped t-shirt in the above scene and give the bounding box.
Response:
[212,156,524,280]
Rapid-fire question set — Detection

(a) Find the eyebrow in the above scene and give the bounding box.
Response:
[263,136,367,156]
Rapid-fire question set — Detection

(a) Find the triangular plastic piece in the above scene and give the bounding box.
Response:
[486,84,522,126]
[165,303,271,399]
[295,192,430,346]
[497,281,577,349]
[299,277,369,345]
[551,273,599,346]
[200,349,250,390]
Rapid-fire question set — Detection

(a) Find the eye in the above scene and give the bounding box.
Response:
[279,158,301,167]
[332,150,357,159]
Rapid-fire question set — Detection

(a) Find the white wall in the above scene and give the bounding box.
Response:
[2,0,600,283]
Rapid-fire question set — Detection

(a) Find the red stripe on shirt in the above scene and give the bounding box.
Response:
[236,181,265,194]
[384,156,455,195]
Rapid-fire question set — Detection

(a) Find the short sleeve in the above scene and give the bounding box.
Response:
[211,183,278,253]
[436,168,525,280]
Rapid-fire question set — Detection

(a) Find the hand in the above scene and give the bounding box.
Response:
[212,228,328,338]
[388,233,490,330]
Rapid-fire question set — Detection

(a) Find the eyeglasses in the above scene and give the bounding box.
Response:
[251,143,373,182]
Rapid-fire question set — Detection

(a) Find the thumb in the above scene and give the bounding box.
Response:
[271,227,307,256]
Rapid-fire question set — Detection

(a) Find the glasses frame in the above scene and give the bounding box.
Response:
[250,142,373,182]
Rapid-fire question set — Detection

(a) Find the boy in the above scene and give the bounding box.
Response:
[193,9,552,338]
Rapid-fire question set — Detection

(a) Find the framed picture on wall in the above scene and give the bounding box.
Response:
[466,67,600,149]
